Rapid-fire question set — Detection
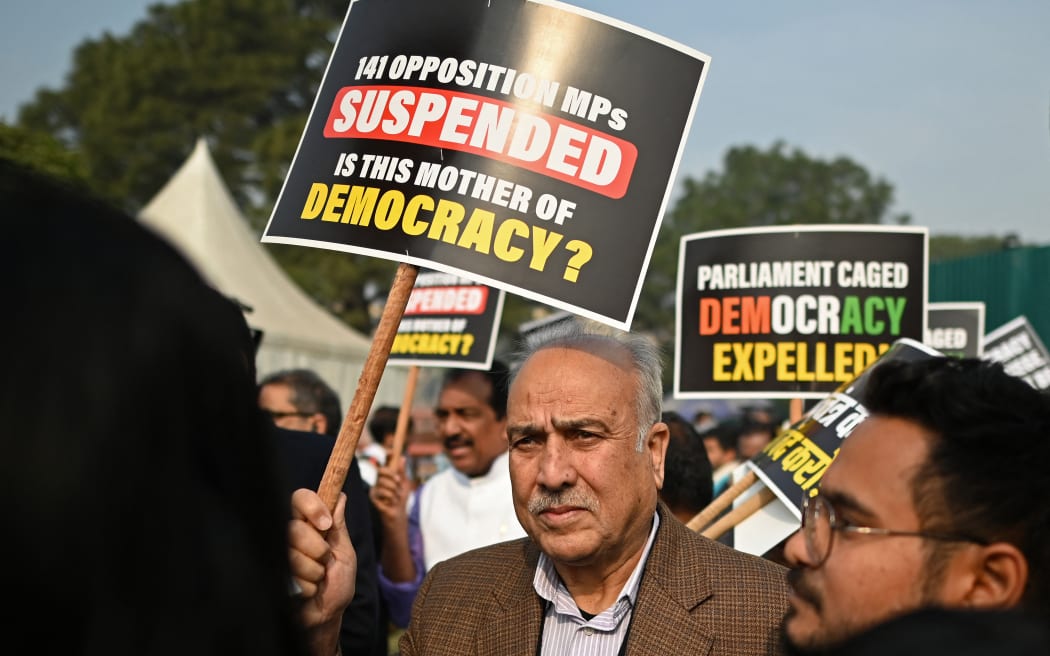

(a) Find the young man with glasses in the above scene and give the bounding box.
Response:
[782,356,1050,654]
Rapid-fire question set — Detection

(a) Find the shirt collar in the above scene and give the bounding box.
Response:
[532,509,660,618]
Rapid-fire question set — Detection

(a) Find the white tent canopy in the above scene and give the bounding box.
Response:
[138,137,407,412]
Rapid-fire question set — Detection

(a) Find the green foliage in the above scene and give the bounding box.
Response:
[10,3,1026,351]
[0,123,90,188]
[663,141,911,236]
[930,234,1022,261]
[635,141,915,387]
[268,245,395,333]
[12,0,381,332]
[18,0,340,218]
[636,142,910,337]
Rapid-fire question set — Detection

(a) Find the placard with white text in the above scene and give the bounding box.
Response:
[263,0,710,330]
[675,225,928,398]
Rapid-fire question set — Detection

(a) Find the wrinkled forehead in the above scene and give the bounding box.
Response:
[515,340,633,382]
[509,345,637,420]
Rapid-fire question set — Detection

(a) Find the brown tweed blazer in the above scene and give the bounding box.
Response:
[399,503,789,655]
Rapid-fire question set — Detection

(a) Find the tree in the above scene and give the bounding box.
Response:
[12,4,1021,343]
[663,141,911,234]
[929,234,1022,261]
[12,1,552,338]
[13,0,396,333]
[0,123,90,188]
[17,0,345,217]
[635,141,912,384]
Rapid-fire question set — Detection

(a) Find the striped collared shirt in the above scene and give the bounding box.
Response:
[533,512,660,656]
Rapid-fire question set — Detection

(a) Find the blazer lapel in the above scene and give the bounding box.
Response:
[624,505,717,655]
[475,542,545,655]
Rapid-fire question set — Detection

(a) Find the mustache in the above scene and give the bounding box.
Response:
[443,435,473,450]
[787,568,822,612]
[527,488,599,515]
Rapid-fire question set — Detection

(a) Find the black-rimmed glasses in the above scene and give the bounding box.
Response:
[262,409,313,422]
[800,495,988,567]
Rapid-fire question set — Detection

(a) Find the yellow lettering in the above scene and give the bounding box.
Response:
[731,343,755,381]
[493,218,528,262]
[342,185,380,225]
[301,182,329,219]
[427,199,465,244]
[713,343,733,381]
[402,194,434,236]
[834,342,853,382]
[373,190,405,230]
[529,227,563,271]
[777,342,798,381]
[322,183,351,223]
[456,209,495,253]
[754,342,776,381]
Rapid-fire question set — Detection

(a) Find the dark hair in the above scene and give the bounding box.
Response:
[259,368,342,437]
[441,359,510,419]
[368,405,412,443]
[701,422,738,454]
[1,157,307,655]
[861,356,1050,620]
[660,411,714,516]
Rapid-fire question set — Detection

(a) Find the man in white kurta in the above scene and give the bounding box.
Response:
[415,450,524,569]
[369,362,526,626]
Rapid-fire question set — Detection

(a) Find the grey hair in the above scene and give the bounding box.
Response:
[511,318,663,451]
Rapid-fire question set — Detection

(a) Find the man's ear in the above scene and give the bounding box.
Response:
[648,422,670,489]
[311,413,328,435]
[951,542,1029,609]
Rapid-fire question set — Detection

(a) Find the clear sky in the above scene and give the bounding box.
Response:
[2,0,1048,242]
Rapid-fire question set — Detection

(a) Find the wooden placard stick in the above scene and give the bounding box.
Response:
[386,364,420,473]
[686,469,758,533]
[317,262,420,511]
[789,397,804,424]
[700,485,777,540]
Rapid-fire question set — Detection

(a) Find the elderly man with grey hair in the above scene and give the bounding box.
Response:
[397,321,789,655]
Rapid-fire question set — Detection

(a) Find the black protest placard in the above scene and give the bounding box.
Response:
[983,316,1050,390]
[750,338,940,516]
[675,225,928,399]
[388,268,504,370]
[926,302,985,358]
[262,0,710,330]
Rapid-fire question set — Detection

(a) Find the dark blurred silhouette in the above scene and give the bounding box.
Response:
[1,156,348,656]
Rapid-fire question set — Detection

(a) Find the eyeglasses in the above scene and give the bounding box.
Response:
[262,409,313,422]
[800,495,988,567]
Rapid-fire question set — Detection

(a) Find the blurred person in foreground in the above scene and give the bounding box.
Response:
[399,322,788,655]
[368,363,527,628]
[0,157,353,656]
[782,356,1050,654]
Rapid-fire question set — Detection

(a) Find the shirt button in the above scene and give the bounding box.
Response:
[584,628,594,636]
